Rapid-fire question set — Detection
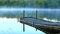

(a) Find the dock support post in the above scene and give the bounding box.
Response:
[23,23,25,32]
[23,10,25,32]
[36,10,38,31]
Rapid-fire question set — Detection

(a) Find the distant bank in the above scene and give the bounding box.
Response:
[0,7,60,11]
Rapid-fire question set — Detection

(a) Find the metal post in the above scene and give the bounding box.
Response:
[23,23,25,32]
[33,22,34,27]
[23,10,25,32]
[23,10,25,17]
[36,10,37,19]
[36,10,38,31]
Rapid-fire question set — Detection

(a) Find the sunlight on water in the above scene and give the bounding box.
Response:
[0,17,45,34]
[43,18,60,22]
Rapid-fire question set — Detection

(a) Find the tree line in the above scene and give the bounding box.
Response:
[0,0,60,8]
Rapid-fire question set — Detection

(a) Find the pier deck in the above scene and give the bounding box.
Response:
[20,17,60,34]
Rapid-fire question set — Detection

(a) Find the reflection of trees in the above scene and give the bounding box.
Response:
[0,11,60,21]
[0,11,23,18]
[37,11,60,21]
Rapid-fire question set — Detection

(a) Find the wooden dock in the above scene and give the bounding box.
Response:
[20,17,60,34]
[18,10,60,34]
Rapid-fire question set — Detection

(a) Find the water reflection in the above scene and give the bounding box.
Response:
[0,7,60,34]
[0,18,45,34]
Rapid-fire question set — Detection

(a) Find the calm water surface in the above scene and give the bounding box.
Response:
[0,7,60,34]
[0,18,45,34]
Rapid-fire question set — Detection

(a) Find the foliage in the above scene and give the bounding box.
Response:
[0,0,60,8]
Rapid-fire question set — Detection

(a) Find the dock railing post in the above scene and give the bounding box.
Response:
[23,10,25,32]
[23,10,25,18]
[36,10,37,19]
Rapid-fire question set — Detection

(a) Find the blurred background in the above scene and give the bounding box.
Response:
[0,0,60,34]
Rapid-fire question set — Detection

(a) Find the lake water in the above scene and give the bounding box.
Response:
[0,7,60,34]
[0,18,45,34]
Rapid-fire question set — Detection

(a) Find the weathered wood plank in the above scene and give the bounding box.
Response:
[20,17,60,34]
